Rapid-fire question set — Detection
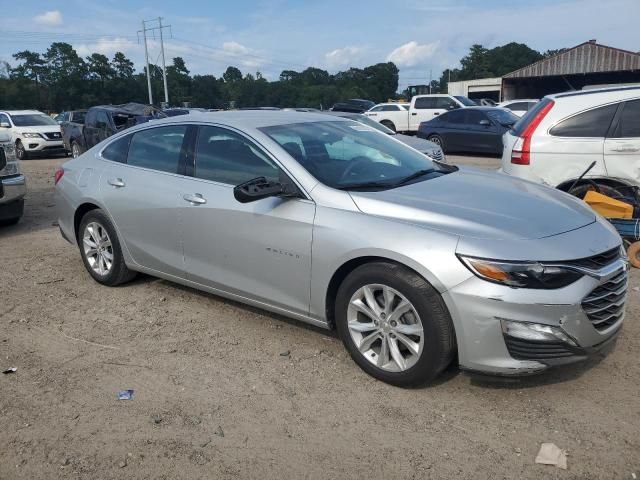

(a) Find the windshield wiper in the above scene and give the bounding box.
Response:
[336,180,396,191]
[392,169,438,186]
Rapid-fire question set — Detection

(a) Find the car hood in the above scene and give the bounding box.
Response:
[348,167,596,240]
[13,125,61,133]
[394,134,439,153]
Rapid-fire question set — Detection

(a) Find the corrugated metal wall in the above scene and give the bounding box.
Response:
[505,43,640,78]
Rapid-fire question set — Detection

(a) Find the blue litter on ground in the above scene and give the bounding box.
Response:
[117,389,134,400]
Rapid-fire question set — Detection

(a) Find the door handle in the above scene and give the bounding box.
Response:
[612,147,640,152]
[433,112,440,116]
[183,193,207,205]
[107,178,125,188]
[411,112,417,116]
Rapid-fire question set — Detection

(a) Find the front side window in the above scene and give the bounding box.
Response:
[261,120,449,190]
[550,103,618,138]
[10,114,58,126]
[95,111,110,128]
[127,125,187,173]
[435,97,458,109]
[194,126,279,185]
[612,99,640,138]
[102,134,131,163]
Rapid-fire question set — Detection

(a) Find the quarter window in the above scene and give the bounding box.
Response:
[194,126,280,185]
[102,134,131,164]
[550,104,618,138]
[127,125,187,173]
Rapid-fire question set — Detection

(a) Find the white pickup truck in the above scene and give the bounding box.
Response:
[364,94,476,133]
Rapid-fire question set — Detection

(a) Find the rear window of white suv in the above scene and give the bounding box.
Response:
[549,103,618,138]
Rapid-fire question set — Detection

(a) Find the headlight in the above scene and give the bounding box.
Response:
[22,132,42,138]
[458,255,583,289]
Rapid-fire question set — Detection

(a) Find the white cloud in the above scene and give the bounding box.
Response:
[324,46,365,69]
[386,41,439,67]
[34,10,63,26]
[222,41,250,55]
[75,38,139,58]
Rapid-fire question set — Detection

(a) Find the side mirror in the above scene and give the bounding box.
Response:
[448,104,459,110]
[0,122,10,128]
[234,176,294,203]
[479,119,491,126]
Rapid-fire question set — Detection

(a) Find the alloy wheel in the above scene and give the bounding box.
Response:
[347,284,424,372]
[82,221,113,276]
[72,143,80,158]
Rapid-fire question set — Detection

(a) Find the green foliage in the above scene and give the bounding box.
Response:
[2,41,399,112]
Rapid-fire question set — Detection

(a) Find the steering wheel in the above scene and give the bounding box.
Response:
[340,156,375,182]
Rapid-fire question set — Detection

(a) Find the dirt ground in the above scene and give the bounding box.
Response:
[0,155,638,480]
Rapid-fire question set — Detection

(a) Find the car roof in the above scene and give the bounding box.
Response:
[549,85,640,99]
[446,106,509,112]
[1,110,47,115]
[499,99,539,103]
[149,110,349,129]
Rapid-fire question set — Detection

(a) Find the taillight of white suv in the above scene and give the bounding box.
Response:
[510,99,555,165]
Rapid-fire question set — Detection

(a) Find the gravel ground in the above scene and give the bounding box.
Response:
[0,155,638,480]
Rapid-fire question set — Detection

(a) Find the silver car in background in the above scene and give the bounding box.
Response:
[55,111,626,386]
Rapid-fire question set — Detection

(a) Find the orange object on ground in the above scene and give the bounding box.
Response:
[583,191,633,219]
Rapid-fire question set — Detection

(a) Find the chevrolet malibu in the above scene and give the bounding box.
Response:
[55,111,627,387]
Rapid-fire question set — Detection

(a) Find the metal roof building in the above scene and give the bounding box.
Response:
[502,40,640,100]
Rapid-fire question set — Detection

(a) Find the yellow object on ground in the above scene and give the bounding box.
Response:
[583,191,633,219]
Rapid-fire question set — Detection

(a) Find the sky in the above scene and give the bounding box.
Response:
[0,0,638,89]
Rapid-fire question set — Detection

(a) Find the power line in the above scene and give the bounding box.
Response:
[137,18,172,105]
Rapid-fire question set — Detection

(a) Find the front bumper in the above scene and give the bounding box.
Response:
[0,174,26,219]
[442,258,627,376]
[21,137,66,154]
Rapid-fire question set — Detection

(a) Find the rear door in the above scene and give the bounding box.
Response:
[100,124,191,277]
[179,125,315,316]
[532,102,618,186]
[604,99,640,183]
[409,97,437,130]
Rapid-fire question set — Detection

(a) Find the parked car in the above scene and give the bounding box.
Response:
[0,110,66,160]
[501,86,640,193]
[56,111,625,386]
[365,94,476,133]
[162,108,207,117]
[326,111,445,162]
[364,103,410,132]
[54,110,87,124]
[331,99,376,113]
[0,130,26,224]
[417,107,519,155]
[497,99,539,117]
[63,103,166,158]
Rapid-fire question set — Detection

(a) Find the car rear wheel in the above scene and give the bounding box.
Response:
[427,134,443,149]
[71,142,81,158]
[335,262,456,387]
[15,141,28,160]
[381,120,396,132]
[78,209,136,286]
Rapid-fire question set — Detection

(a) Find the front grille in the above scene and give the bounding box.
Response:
[581,269,627,331]
[569,247,620,270]
[44,132,62,140]
[505,336,576,360]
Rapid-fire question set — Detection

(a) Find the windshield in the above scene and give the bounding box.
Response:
[261,120,451,190]
[352,115,395,135]
[73,111,87,124]
[454,96,477,106]
[10,114,58,126]
[486,109,519,125]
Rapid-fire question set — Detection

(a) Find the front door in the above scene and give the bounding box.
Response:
[99,124,189,277]
[179,125,315,316]
[604,99,640,183]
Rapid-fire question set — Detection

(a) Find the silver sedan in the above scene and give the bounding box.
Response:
[55,111,626,386]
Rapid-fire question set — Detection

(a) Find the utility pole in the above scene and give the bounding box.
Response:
[158,17,169,105]
[137,18,172,106]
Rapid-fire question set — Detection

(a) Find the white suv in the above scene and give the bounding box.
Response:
[0,110,66,160]
[501,86,640,193]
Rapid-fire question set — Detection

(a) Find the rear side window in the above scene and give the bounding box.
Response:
[369,106,383,112]
[381,105,400,111]
[127,125,187,173]
[414,97,436,109]
[101,134,131,163]
[549,103,618,138]
[612,99,640,138]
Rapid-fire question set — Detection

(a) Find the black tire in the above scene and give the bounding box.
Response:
[427,134,444,150]
[335,262,456,387]
[78,209,136,286]
[0,217,20,226]
[381,120,396,132]
[15,141,28,160]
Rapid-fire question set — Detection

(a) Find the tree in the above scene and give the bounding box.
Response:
[11,50,47,108]
[111,52,134,78]
[167,57,192,105]
[222,66,243,83]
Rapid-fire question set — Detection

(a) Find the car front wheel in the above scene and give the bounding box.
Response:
[78,209,136,286]
[335,262,455,387]
[15,141,28,160]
